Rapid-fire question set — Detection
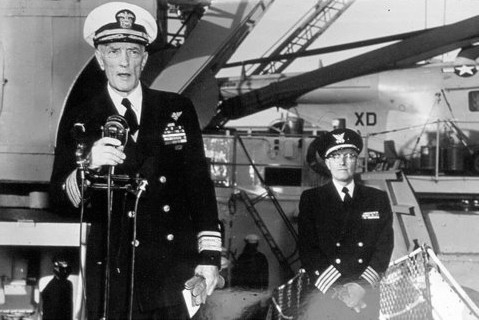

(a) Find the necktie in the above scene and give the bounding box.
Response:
[342,186,352,205]
[121,98,139,136]
[340,186,353,238]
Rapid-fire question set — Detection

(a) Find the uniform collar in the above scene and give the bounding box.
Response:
[332,179,355,201]
[107,83,143,122]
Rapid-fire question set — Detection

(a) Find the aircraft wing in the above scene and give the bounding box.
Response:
[207,14,479,128]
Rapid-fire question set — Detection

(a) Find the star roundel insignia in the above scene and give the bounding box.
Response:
[454,65,477,77]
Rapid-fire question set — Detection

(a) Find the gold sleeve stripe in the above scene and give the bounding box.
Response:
[361,266,380,287]
[197,231,222,252]
[315,265,341,293]
[65,169,81,208]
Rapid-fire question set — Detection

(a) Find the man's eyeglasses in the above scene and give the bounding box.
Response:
[327,153,358,162]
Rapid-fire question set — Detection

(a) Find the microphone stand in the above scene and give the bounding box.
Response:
[76,146,88,320]
[86,171,146,320]
[101,166,114,320]
[99,114,129,320]
[86,114,134,320]
[127,179,148,320]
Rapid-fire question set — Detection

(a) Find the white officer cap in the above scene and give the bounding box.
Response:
[244,234,260,244]
[83,2,158,48]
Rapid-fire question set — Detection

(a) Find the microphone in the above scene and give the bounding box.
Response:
[102,115,129,176]
[72,123,88,177]
[102,115,129,147]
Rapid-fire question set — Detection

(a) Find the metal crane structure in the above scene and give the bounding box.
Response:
[248,0,355,76]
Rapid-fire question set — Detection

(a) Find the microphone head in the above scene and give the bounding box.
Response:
[71,122,87,142]
[103,115,129,146]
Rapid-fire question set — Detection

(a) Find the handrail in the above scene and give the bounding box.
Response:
[236,135,299,243]
[426,246,479,318]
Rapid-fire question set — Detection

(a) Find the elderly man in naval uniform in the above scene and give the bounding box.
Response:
[297,128,394,319]
[49,2,222,319]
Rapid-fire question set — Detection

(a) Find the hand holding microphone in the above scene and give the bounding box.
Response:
[86,115,129,170]
[88,137,126,170]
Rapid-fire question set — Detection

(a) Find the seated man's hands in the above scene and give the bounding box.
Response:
[333,282,367,313]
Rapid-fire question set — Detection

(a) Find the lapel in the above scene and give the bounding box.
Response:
[134,86,155,163]
[343,183,366,238]
[350,183,364,212]
[96,87,118,118]
[136,85,170,145]
[317,182,348,240]
[135,85,175,161]
[321,182,344,218]
[137,85,151,145]
[80,87,119,140]
[324,181,342,203]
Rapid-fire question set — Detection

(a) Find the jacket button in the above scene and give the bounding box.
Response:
[166,234,174,241]
[358,259,363,264]
[132,240,140,247]
[335,258,341,264]
[358,242,364,247]
[163,205,170,212]
[336,242,341,247]
[159,176,167,183]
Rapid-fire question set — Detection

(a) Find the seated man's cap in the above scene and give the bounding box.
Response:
[83,2,158,47]
[317,128,363,159]
[244,234,260,244]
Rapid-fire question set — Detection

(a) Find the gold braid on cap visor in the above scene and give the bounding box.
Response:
[94,28,149,45]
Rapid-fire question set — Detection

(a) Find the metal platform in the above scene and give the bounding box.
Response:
[407,175,479,198]
[0,208,86,246]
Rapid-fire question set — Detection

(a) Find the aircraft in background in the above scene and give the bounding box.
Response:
[210,15,479,175]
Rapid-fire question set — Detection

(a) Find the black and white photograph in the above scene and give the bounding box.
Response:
[1,0,479,319]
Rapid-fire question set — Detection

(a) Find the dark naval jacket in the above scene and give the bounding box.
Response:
[298,181,394,293]
[50,84,221,315]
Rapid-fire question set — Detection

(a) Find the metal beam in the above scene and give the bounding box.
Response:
[208,14,479,128]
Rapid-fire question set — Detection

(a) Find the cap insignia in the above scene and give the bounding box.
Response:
[116,9,135,29]
[333,133,345,144]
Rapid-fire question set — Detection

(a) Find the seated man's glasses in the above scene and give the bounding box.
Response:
[327,152,358,162]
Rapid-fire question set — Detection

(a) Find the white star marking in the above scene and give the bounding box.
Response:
[455,65,476,76]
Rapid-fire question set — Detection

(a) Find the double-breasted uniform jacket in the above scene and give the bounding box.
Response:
[49,84,221,315]
[298,181,394,294]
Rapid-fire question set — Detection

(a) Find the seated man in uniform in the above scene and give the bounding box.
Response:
[297,128,394,319]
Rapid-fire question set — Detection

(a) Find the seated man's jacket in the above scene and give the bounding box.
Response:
[298,181,394,294]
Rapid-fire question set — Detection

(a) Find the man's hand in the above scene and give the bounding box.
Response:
[88,137,125,170]
[194,265,220,297]
[334,282,367,313]
[185,275,207,306]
